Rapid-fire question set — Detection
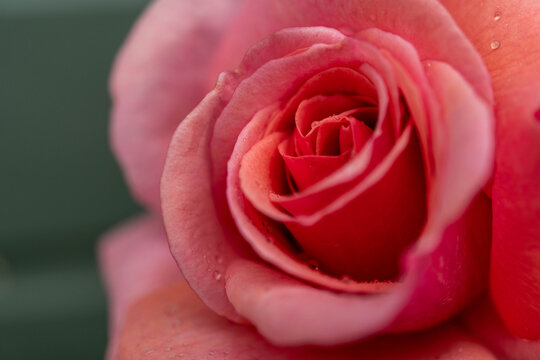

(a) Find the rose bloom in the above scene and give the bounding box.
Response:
[99,0,540,359]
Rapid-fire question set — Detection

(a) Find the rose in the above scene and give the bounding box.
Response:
[100,0,540,359]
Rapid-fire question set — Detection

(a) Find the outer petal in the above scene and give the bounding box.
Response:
[118,278,498,360]
[210,0,492,103]
[162,27,347,323]
[110,0,243,211]
[439,0,540,339]
[98,215,180,360]
[464,299,540,360]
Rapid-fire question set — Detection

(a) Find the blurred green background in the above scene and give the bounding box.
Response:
[0,1,149,358]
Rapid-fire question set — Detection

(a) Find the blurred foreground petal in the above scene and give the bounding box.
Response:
[99,215,180,360]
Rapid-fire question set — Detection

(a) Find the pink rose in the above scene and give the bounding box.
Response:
[100,1,540,359]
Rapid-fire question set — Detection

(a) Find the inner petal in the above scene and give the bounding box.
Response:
[281,128,427,281]
[295,93,376,136]
[266,67,378,133]
[294,108,377,157]
[280,130,350,192]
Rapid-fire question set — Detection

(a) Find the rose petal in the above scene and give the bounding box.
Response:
[162,27,367,319]
[281,128,426,281]
[117,277,498,360]
[110,0,243,211]
[281,152,351,192]
[423,61,494,231]
[294,94,375,137]
[98,215,180,360]
[464,298,540,360]
[440,0,540,340]
[209,0,492,102]
[240,132,290,202]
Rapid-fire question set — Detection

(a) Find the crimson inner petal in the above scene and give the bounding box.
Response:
[238,65,427,284]
[282,130,426,281]
[295,94,375,136]
[283,113,374,191]
[281,151,350,192]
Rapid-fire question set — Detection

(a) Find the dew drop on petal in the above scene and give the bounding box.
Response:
[307,259,319,271]
[215,254,224,264]
[490,40,500,50]
[213,270,222,281]
[494,11,502,21]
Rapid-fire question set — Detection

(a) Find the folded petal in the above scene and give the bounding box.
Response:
[439,0,540,339]
[118,277,498,360]
[224,192,490,345]
[98,215,180,360]
[110,0,243,211]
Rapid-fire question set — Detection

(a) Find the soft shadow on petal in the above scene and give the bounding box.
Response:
[98,215,180,360]
[118,277,498,360]
[110,0,243,211]
[464,298,540,360]
[439,0,540,340]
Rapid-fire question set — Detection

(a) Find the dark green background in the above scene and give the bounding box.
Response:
[0,2,148,359]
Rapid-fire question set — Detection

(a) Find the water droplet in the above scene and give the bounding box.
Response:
[166,346,173,352]
[215,255,224,264]
[490,40,500,50]
[213,270,222,281]
[307,259,319,271]
[493,11,502,21]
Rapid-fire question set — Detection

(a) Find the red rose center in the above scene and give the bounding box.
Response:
[239,67,427,283]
